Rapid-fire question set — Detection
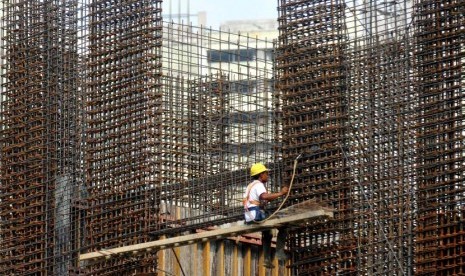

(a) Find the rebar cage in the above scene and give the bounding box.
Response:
[277,0,465,275]
[1,0,465,275]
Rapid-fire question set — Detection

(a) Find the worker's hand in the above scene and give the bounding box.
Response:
[280,186,289,195]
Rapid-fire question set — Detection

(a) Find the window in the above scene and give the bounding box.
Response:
[233,80,256,94]
[207,49,257,63]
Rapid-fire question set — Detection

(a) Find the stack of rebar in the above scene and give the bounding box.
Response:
[1,0,465,274]
[276,0,355,274]
[413,0,465,274]
[0,0,81,274]
[156,23,278,233]
[277,0,420,274]
[346,37,417,276]
[83,0,163,273]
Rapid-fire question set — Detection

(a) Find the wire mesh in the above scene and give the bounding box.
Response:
[413,0,465,274]
[276,0,464,275]
[0,3,278,274]
[156,22,279,234]
[0,0,465,275]
[0,0,82,274]
[82,0,163,274]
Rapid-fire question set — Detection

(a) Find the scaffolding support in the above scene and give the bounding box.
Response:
[80,205,334,262]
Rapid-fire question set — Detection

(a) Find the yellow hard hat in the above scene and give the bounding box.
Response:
[250,163,268,176]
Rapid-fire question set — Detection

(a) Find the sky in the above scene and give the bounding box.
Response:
[162,0,278,29]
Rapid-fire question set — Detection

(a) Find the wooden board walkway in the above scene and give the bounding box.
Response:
[79,201,333,262]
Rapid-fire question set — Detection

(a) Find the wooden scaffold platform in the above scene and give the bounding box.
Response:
[79,200,333,262]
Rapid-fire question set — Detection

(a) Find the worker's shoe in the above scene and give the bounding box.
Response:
[276,250,289,261]
[263,260,275,269]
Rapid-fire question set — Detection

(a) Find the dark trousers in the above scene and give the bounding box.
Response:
[245,208,288,262]
[262,226,288,262]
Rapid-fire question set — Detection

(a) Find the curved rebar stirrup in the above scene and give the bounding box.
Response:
[253,153,303,224]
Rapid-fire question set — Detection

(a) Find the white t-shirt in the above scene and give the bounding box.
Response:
[243,180,267,222]
[244,180,267,208]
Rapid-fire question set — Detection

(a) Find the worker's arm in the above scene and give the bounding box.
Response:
[259,186,289,201]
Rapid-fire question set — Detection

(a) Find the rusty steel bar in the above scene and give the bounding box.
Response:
[276,0,355,274]
[1,0,465,275]
[276,0,465,275]
[155,22,278,235]
[83,0,163,274]
[413,0,465,274]
[0,0,81,274]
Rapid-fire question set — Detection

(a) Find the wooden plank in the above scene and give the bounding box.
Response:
[203,241,210,276]
[232,243,238,276]
[174,247,181,275]
[174,207,181,275]
[193,243,198,276]
[79,208,333,261]
[259,248,265,276]
[218,242,224,276]
[244,247,251,276]
[156,235,166,276]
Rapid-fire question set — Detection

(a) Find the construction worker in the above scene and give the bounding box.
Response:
[243,163,289,268]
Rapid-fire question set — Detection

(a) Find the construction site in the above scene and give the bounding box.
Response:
[1,0,465,275]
